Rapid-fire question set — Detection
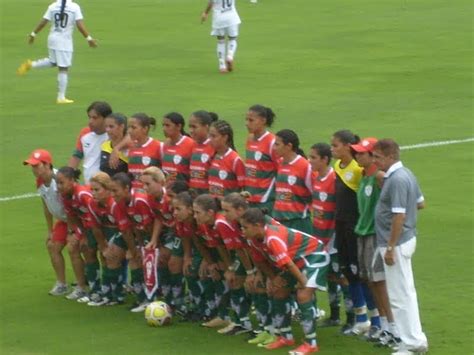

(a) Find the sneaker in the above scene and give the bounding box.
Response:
[17,60,32,75]
[130,301,150,313]
[265,336,295,350]
[78,293,100,304]
[65,287,87,300]
[289,342,320,355]
[257,334,277,347]
[350,320,371,336]
[217,322,237,334]
[364,326,382,342]
[375,332,401,349]
[106,298,124,306]
[48,282,68,296]
[248,331,273,344]
[225,325,252,336]
[225,58,234,72]
[319,318,341,327]
[57,98,74,104]
[202,317,230,328]
[219,68,228,74]
[87,296,111,307]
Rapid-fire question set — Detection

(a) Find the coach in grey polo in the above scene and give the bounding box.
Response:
[373,139,428,354]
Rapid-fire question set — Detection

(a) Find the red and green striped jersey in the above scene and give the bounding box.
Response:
[273,155,312,221]
[189,138,215,194]
[197,219,223,248]
[128,137,163,189]
[88,196,131,232]
[244,131,278,203]
[263,223,322,269]
[162,135,195,185]
[61,183,93,226]
[126,191,154,231]
[208,148,245,198]
[311,167,336,245]
[246,215,280,262]
[215,214,245,250]
[147,188,174,228]
[175,220,195,239]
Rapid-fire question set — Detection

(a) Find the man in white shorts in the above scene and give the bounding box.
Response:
[17,0,97,104]
[201,0,241,73]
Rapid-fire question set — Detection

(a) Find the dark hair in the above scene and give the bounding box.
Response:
[241,207,266,225]
[131,113,156,132]
[311,142,332,163]
[111,172,133,190]
[59,0,67,21]
[333,129,360,145]
[106,112,127,135]
[57,166,81,181]
[222,192,250,210]
[169,180,189,195]
[249,105,276,127]
[87,101,113,118]
[211,120,236,151]
[194,194,221,213]
[191,110,219,126]
[276,129,306,158]
[373,139,400,160]
[164,112,189,136]
[174,191,194,208]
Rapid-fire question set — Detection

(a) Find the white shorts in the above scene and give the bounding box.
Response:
[211,25,239,37]
[48,49,73,68]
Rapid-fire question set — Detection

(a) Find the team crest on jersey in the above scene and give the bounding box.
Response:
[142,156,151,166]
[173,155,182,165]
[201,153,210,163]
[254,151,262,161]
[134,215,143,223]
[287,175,297,185]
[319,191,328,201]
[108,215,115,223]
[344,171,354,181]
[364,185,373,197]
[219,170,228,180]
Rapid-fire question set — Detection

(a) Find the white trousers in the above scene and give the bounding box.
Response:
[378,238,428,350]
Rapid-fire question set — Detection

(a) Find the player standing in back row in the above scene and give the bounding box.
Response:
[201,0,241,73]
[17,0,97,104]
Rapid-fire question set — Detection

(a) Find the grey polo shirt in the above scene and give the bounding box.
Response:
[375,161,424,247]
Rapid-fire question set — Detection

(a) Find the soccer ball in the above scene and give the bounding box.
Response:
[145,301,172,327]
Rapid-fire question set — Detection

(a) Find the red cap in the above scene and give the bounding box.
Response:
[23,149,53,166]
[351,137,378,153]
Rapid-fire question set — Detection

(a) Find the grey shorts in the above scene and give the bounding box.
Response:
[357,235,385,282]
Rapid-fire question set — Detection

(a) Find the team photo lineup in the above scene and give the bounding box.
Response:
[3,0,472,354]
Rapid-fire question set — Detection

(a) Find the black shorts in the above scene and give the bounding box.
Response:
[335,219,359,280]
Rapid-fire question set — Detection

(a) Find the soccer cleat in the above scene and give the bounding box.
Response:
[319,317,341,327]
[225,58,234,72]
[289,342,320,355]
[201,317,230,328]
[17,60,32,75]
[225,325,252,336]
[77,293,101,304]
[130,301,150,313]
[350,320,371,336]
[257,334,277,347]
[364,326,382,342]
[264,336,295,350]
[340,322,355,335]
[219,68,228,74]
[248,331,273,345]
[48,282,68,296]
[57,98,74,104]
[87,296,111,307]
[65,287,87,300]
[217,322,237,334]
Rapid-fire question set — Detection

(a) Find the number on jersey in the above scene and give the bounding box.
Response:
[54,12,69,29]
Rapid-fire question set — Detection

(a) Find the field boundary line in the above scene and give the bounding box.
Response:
[1,137,473,203]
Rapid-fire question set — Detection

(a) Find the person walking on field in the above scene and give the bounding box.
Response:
[17,0,97,104]
[373,139,428,355]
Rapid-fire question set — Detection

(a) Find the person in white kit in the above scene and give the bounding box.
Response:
[68,101,111,183]
[17,0,97,104]
[201,0,241,73]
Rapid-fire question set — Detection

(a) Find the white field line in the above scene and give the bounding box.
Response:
[1,137,473,203]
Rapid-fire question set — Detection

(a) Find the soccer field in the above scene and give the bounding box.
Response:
[0,0,472,354]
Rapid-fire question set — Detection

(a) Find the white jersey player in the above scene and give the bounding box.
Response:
[17,0,97,104]
[201,0,241,73]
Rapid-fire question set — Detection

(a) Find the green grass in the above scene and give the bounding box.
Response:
[0,0,473,354]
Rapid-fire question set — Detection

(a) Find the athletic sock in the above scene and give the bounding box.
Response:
[214,279,230,320]
[349,281,368,323]
[299,301,318,347]
[109,267,123,301]
[380,316,389,332]
[32,58,54,69]
[217,40,226,69]
[362,283,380,328]
[186,275,203,313]
[272,297,293,340]
[57,72,68,100]
[159,266,171,301]
[254,293,271,331]
[201,278,216,318]
[170,273,185,312]
[130,268,145,302]
[226,39,238,60]
[231,287,252,329]
[86,262,101,294]
[101,267,113,299]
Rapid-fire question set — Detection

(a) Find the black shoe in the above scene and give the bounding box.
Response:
[319,318,341,327]
[225,325,253,336]
[340,322,355,335]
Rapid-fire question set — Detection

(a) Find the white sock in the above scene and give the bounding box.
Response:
[227,39,238,60]
[32,58,54,69]
[217,40,226,69]
[389,322,400,338]
[57,72,68,100]
[380,316,389,331]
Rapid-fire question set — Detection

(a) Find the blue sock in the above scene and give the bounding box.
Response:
[362,283,380,328]
[349,282,368,322]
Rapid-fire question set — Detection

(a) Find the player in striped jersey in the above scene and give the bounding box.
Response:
[208,120,245,198]
[128,113,163,189]
[161,112,195,186]
[272,129,313,234]
[241,208,329,354]
[331,130,369,335]
[87,172,137,306]
[244,105,278,212]
[188,111,218,194]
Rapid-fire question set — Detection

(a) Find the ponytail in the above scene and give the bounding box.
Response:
[194,194,221,213]
[60,0,66,21]
[164,112,189,137]
[276,129,306,158]
[57,166,81,181]
[249,104,276,127]
[211,120,236,151]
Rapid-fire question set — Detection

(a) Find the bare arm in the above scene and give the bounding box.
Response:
[235,248,253,272]
[201,1,213,23]
[42,200,53,239]
[384,213,405,265]
[28,19,49,44]
[76,20,97,47]
[285,260,307,288]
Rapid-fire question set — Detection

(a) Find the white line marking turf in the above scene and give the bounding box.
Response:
[1,137,473,203]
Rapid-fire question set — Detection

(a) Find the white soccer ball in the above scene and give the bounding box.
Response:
[145,301,172,327]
